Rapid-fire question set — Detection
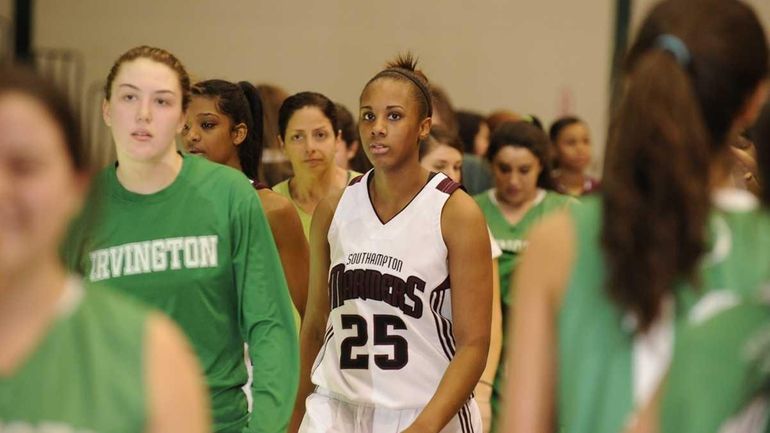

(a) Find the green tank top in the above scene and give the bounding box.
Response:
[273,170,360,240]
[559,192,770,433]
[0,277,148,432]
[473,188,573,430]
[662,298,770,433]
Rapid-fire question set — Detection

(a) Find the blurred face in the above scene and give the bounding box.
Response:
[182,95,243,169]
[492,145,542,207]
[359,78,431,170]
[334,134,354,170]
[0,92,86,277]
[474,122,490,157]
[421,143,463,183]
[102,58,186,164]
[280,106,338,175]
[555,122,591,172]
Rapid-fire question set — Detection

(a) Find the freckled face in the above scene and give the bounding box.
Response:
[102,58,186,164]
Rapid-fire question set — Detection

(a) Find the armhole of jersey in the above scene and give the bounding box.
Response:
[435,177,465,195]
[328,179,358,243]
[348,174,364,186]
[435,175,461,258]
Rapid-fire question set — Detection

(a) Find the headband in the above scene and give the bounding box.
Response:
[656,34,691,67]
[376,68,433,117]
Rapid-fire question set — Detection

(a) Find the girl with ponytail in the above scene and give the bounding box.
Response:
[290,54,492,433]
[503,1,770,432]
[183,79,309,319]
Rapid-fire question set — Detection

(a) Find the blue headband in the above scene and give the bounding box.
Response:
[656,34,691,66]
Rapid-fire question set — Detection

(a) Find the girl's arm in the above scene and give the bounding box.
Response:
[474,258,502,433]
[404,191,493,433]
[145,313,211,433]
[287,192,341,433]
[235,191,298,433]
[261,190,310,317]
[501,211,575,433]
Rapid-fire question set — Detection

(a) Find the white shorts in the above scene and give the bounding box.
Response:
[299,388,482,433]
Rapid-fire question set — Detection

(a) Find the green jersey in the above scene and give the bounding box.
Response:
[63,154,298,433]
[474,188,573,429]
[662,298,770,433]
[559,192,770,433]
[474,189,573,307]
[0,278,148,433]
[272,170,360,240]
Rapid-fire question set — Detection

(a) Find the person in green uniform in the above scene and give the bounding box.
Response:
[0,67,209,432]
[473,120,572,430]
[182,79,308,320]
[659,296,770,433]
[501,1,770,433]
[629,85,770,433]
[62,46,298,433]
[273,92,360,239]
[419,126,504,432]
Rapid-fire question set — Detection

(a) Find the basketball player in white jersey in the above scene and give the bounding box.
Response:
[288,55,493,433]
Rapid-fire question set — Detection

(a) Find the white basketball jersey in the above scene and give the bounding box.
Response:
[311,170,463,409]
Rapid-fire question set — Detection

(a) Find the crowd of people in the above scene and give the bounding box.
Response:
[2,0,770,432]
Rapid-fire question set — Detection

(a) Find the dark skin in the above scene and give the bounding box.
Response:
[183,95,309,316]
[289,77,492,433]
[258,190,309,317]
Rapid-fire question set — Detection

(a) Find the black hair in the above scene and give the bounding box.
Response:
[278,91,338,140]
[486,121,553,189]
[549,116,584,143]
[192,79,264,180]
[362,53,433,120]
[335,102,359,149]
[457,110,486,154]
[430,85,458,134]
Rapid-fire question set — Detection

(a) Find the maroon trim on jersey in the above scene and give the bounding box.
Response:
[429,277,456,361]
[252,181,270,190]
[348,174,364,186]
[366,171,439,225]
[311,325,335,377]
[435,177,465,195]
[458,401,474,433]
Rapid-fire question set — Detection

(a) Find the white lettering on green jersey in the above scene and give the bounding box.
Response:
[88,235,219,281]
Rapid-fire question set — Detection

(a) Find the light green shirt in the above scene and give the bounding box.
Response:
[273,170,360,240]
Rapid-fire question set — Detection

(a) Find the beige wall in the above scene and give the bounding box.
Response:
[0,0,10,20]
[27,0,770,172]
[32,0,613,171]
